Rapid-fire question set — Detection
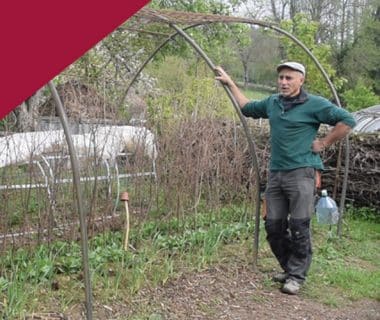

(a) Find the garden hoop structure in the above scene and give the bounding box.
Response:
[124,7,351,260]
[47,8,351,319]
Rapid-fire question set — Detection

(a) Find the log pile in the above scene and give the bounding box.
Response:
[321,132,380,211]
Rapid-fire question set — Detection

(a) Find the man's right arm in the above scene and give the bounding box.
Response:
[214,66,250,109]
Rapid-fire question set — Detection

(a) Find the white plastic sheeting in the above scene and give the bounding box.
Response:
[352,105,380,133]
[0,126,157,168]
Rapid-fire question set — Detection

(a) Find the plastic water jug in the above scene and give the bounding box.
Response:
[315,189,339,224]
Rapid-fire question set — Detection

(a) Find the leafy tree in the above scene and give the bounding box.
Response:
[146,56,232,131]
[151,0,245,13]
[340,3,380,95]
[51,0,252,123]
[144,0,251,65]
[280,14,345,98]
[342,79,380,112]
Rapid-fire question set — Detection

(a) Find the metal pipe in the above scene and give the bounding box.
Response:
[125,11,351,258]
[118,23,202,109]
[337,139,349,236]
[165,21,262,269]
[48,81,93,320]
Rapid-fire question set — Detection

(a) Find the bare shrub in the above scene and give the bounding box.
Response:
[155,117,270,217]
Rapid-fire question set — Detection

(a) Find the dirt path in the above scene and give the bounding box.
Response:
[64,265,379,319]
[136,266,379,320]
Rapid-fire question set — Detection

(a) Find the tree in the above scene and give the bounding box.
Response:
[241,0,374,47]
[340,2,380,94]
[147,0,250,64]
[243,29,280,87]
[11,87,45,132]
[280,14,345,98]
[342,79,379,111]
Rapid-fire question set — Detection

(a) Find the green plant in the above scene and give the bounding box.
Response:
[0,206,378,317]
[342,79,380,111]
[280,14,346,97]
[147,56,233,129]
[345,205,379,222]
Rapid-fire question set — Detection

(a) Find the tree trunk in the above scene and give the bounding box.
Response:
[13,87,45,132]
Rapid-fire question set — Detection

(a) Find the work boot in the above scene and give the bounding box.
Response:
[272,272,289,283]
[281,279,301,295]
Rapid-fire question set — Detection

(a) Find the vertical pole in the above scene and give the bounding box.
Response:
[337,137,349,236]
[48,81,93,319]
[120,191,130,251]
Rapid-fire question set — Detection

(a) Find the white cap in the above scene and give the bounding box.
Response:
[321,189,328,197]
[277,62,306,76]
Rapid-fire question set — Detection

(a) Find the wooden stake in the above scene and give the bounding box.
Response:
[120,192,130,251]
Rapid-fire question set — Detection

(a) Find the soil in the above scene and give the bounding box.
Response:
[55,265,379,320]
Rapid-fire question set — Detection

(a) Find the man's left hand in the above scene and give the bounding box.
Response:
[312,139,326,153]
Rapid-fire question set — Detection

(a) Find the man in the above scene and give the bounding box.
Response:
[215,62,356,294]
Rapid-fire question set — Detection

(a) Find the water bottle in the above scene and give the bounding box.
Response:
[315,189,339,224]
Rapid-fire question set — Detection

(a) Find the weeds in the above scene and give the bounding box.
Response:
[0,207,378,318]
[305,215,380,304]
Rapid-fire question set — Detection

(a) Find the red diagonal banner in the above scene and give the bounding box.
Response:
[0,1,150,120]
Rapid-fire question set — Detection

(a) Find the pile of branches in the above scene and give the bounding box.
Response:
[322,132,380,211]
[161,119,380,212]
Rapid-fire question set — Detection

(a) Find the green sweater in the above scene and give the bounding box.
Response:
[241,92,356,171]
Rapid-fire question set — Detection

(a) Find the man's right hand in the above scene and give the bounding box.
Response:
[214,66,233,86]
[214,66,250,108]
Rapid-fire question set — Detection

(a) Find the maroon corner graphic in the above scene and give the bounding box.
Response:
[0,0,150,120]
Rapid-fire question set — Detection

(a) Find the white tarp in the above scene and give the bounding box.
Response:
[352,105,380,133]
[0,126,157,168]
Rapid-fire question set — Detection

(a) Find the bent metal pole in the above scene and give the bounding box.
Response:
[132,9,350,237]
[164,21,262,269]
[48,81,93,320]
[118,23,201,110]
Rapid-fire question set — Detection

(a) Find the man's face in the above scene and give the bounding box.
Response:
[277,68,305,97]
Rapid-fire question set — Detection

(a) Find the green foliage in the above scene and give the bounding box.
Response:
[58,23,152,112]
[0,206,252,316]
[307,214,380,303]
[151,0,238,15]
[345,205,380,223]
[147,56,233,129]
[342,79,380,112]
[339,4,380,95]
[153,221,252,254]
[0,113,16,132]
[280,14,345,98]
[0,206,378,317]
[241,88,270,100]
[147,0,249,64]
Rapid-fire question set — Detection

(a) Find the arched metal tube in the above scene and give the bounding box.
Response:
[166,22,262,269]
[118,23,203,109]
[126,11,351,263]
[48,81,93,320]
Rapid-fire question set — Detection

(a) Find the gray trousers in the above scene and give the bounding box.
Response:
[264,167,315,283]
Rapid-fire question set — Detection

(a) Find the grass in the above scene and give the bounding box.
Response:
[241,88,269,100]
[0,205,379,318]
[304,210,380,305]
